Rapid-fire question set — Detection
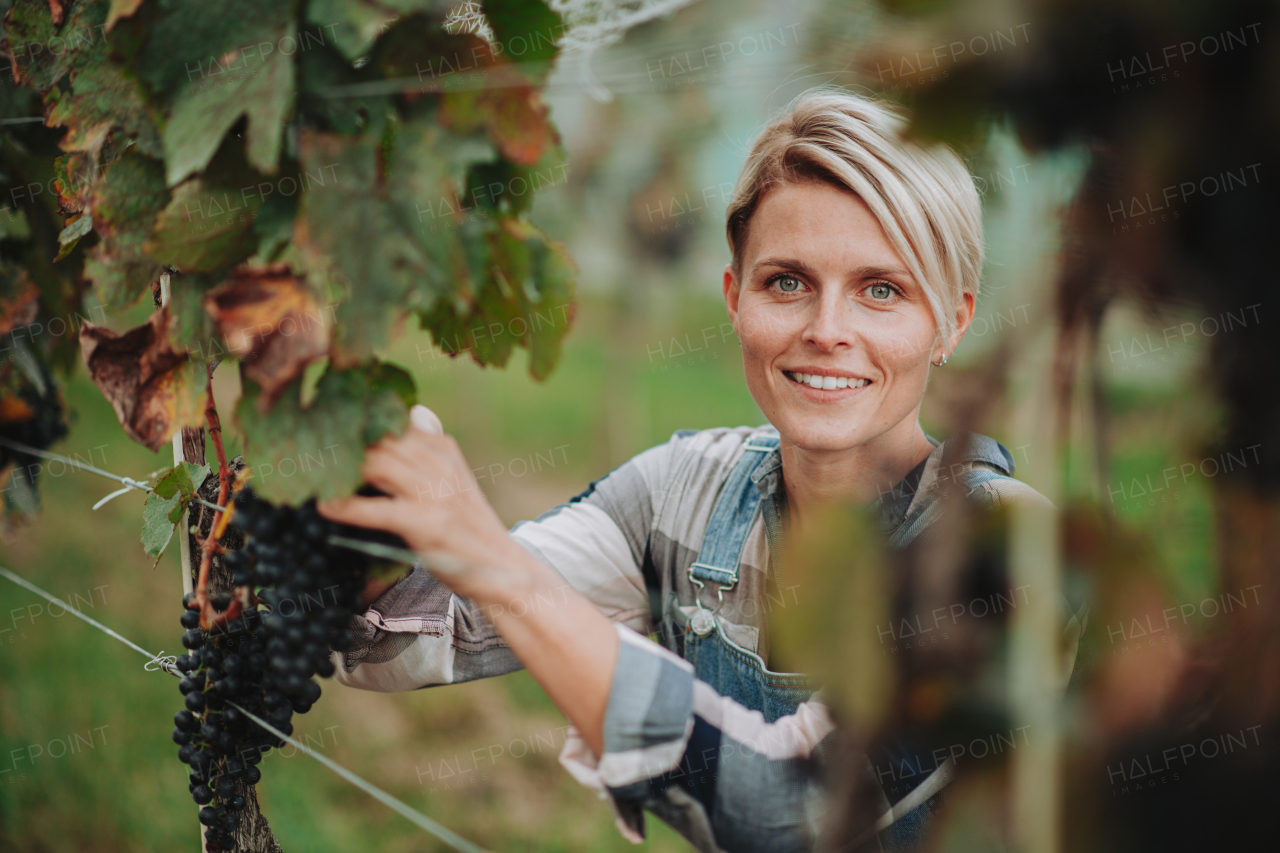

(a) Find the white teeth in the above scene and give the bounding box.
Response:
[787,371,869,389]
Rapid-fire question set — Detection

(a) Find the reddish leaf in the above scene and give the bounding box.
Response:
[204,267,329,411]
[437,41,551,166]
[79,307,208,451]
[0,396,36,424]
[47,0,63,25]
[0,273,39,336]
[53,152,97,216]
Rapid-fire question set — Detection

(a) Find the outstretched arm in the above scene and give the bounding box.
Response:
[317,406,618,756]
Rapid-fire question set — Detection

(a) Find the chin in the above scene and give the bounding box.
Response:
[769,412,869,454]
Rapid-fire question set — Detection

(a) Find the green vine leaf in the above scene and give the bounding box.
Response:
[54,214,93,261]
[141,460,210,558]
[4,0,104,93]
[235,362,413,504]
[386,119,496,303]
[305,0,457,62]
[161,25,296,186]
[294,129,432,361]
[82,151,170,308]
[41,22,163,157]
[110,0,298,185]
[145,140,272,273]
[481,0,561,82]
[418,217,575,379]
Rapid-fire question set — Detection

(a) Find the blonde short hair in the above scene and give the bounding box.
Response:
[725,89,984,342]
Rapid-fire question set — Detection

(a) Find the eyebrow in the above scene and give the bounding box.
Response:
[750,257,913,280]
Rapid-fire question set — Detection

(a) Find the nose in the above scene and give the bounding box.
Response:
[803,289,853,353]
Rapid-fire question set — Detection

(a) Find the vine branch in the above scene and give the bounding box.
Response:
[192,370,239,629]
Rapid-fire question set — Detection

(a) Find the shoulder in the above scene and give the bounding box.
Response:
[934,431,1053,510]
[558,426,766,515]
[656,424,776,487]
[666,425,766,462]
[966,471,1054,509]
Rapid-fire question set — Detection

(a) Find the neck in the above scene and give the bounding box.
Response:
[780,418,935,532]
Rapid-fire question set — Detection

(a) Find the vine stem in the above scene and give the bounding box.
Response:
[193,373,239,630]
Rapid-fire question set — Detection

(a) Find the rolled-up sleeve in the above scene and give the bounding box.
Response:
[560,625,835,852]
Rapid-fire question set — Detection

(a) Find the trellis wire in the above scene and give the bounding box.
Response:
[0,434,223,514]
[0,564,489,853]
[0,435,422,566]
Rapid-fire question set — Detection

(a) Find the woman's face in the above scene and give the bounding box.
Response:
[724,180,972,455]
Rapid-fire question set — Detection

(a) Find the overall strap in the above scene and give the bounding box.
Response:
[688,432,781,594]
[888,433,1020,550]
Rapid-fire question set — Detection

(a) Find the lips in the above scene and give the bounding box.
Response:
[783,370,871,391]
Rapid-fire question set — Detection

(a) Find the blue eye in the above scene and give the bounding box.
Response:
[869,283,895,299]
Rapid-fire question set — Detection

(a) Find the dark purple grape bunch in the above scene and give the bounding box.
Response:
[171,593,275,852]
[229,488,372,722]
[168,485,397,851]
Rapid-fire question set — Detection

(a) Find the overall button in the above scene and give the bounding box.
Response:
[690,609,716,636]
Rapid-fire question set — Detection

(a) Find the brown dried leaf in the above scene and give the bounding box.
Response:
[204,267,330,412]
[79,307,208,451]
[105,0,145,31]
[47,0,63,25]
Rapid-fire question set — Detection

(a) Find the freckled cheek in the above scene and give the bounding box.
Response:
[866,321,934,369]
[737,305,802,366]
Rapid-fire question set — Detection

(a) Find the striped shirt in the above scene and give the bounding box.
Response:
[332,426,1059,850]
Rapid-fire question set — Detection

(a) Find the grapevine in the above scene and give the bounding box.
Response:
[0,0,578,847]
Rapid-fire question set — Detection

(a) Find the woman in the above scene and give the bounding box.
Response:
[318,89,1050,852]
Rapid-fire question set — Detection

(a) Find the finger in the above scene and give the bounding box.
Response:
[370,424,452,466]
[316,495,402,531]
[363,436,472,501]
[359,449,436,502]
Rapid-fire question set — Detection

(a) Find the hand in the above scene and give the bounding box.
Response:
[323,406,618,758]
[318,405,538,602]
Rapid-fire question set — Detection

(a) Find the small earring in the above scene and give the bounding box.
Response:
[933,352,948,367]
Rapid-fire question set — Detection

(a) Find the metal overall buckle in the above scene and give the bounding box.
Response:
[687,562,737,637]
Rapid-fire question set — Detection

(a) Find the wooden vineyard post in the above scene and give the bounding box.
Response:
[160,275,283,853]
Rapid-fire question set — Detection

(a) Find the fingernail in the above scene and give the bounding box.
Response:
[410,405,443,435]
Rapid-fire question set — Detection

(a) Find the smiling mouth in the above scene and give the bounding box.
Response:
[783,370,871,391]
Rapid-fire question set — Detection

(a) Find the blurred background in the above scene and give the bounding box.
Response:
[2,0,1276,849]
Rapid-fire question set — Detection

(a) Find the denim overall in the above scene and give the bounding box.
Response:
[662,429,1019,851]
[672,433,818,724]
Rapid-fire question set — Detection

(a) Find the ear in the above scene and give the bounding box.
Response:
[723,263,741,328]
[936,290,976,361]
